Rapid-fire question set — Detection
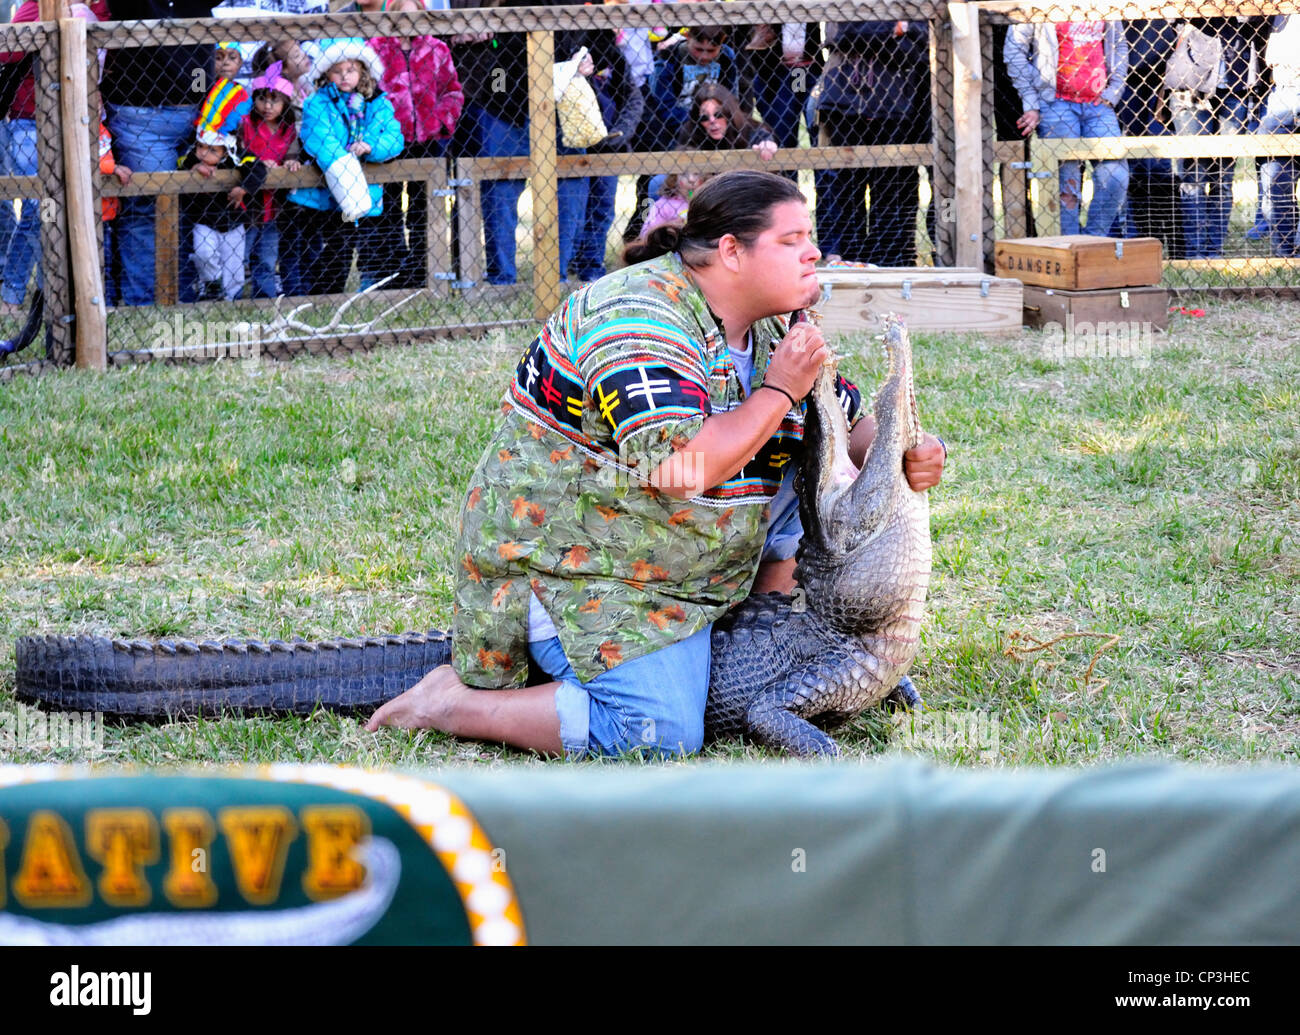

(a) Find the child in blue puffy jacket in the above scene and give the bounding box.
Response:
[283,40,404,296]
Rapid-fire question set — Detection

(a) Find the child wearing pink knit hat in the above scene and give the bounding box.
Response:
[240,62,302,298]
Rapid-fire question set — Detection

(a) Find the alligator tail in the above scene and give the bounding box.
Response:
[14,630,450,718]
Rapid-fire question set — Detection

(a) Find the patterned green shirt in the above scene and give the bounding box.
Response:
[452,253,861,688]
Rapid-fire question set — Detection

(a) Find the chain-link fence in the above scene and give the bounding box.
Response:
[983,1,1300,296]
[73,0,955,365]
[4,1,1300,373]
[0,18,71,374]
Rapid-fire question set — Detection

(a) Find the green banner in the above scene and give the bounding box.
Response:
[0,766,525,946]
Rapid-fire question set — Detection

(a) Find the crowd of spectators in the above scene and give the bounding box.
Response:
[0,2,1297,311]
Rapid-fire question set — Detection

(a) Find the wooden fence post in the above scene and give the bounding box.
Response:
[425,159,450,297]
[950,1,984,269]
[35,0,74,365]
[978,13,997,268]
[60,15,105,369]
[929,15,956,267]
[527,29,560,322]
[1030,137,1061,237]
[454,156,483,287]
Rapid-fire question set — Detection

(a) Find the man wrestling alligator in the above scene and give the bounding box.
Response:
[364,171,946,757]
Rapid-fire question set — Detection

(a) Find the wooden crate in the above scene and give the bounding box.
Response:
[995,236,1163,290]
[816,268,1024,336]
[1022,284,1170,332]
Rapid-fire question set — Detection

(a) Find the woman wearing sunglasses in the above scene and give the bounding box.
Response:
[676,83,778,160]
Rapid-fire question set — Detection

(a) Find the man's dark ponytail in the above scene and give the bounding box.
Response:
[622,223,685,265]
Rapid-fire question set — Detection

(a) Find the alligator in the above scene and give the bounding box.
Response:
[704,314,931,756]
[15,318,931,754]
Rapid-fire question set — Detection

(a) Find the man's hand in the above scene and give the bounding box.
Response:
[851,418,946,491]
[766,319,829,401]
[648,323,827,498]
[903,432,945,491]
[1017,109,1040,136]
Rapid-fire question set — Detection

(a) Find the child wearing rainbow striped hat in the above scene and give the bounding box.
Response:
[178,76,268,301]
[195,42,254,140]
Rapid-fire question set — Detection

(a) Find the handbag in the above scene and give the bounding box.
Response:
[554,48,608,148]
[1164,23,1222,94]
[323,152,372,222]
[814,55,875,117]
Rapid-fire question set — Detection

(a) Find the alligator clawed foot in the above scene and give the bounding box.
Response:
[883,674,923,713]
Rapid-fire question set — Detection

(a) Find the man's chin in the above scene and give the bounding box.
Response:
[798,277,822,309]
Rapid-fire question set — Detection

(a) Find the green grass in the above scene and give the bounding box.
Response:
[0,300,1297,768]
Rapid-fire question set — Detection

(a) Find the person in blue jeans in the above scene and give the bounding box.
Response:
[1005,20,1130,236]
[566,26,642,282]
[1167,18,1270,258]
[0,117,39,312]
[1257,16,1300,258]
[0,0,53,314]
[475,103,588,285]
[0,124,14,287]
[739,21,820,156]
[451,24,586,285]
[102,0,219,305]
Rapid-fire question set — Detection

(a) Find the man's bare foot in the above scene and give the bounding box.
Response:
[364,665,473,732]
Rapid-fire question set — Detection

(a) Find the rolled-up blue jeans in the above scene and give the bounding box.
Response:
[105,104,198,305]
[533,627,712,759]
[1037,98,1129,236]
[2,118,40,306]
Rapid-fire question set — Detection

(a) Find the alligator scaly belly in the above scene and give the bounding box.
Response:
[704,315,932,757]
